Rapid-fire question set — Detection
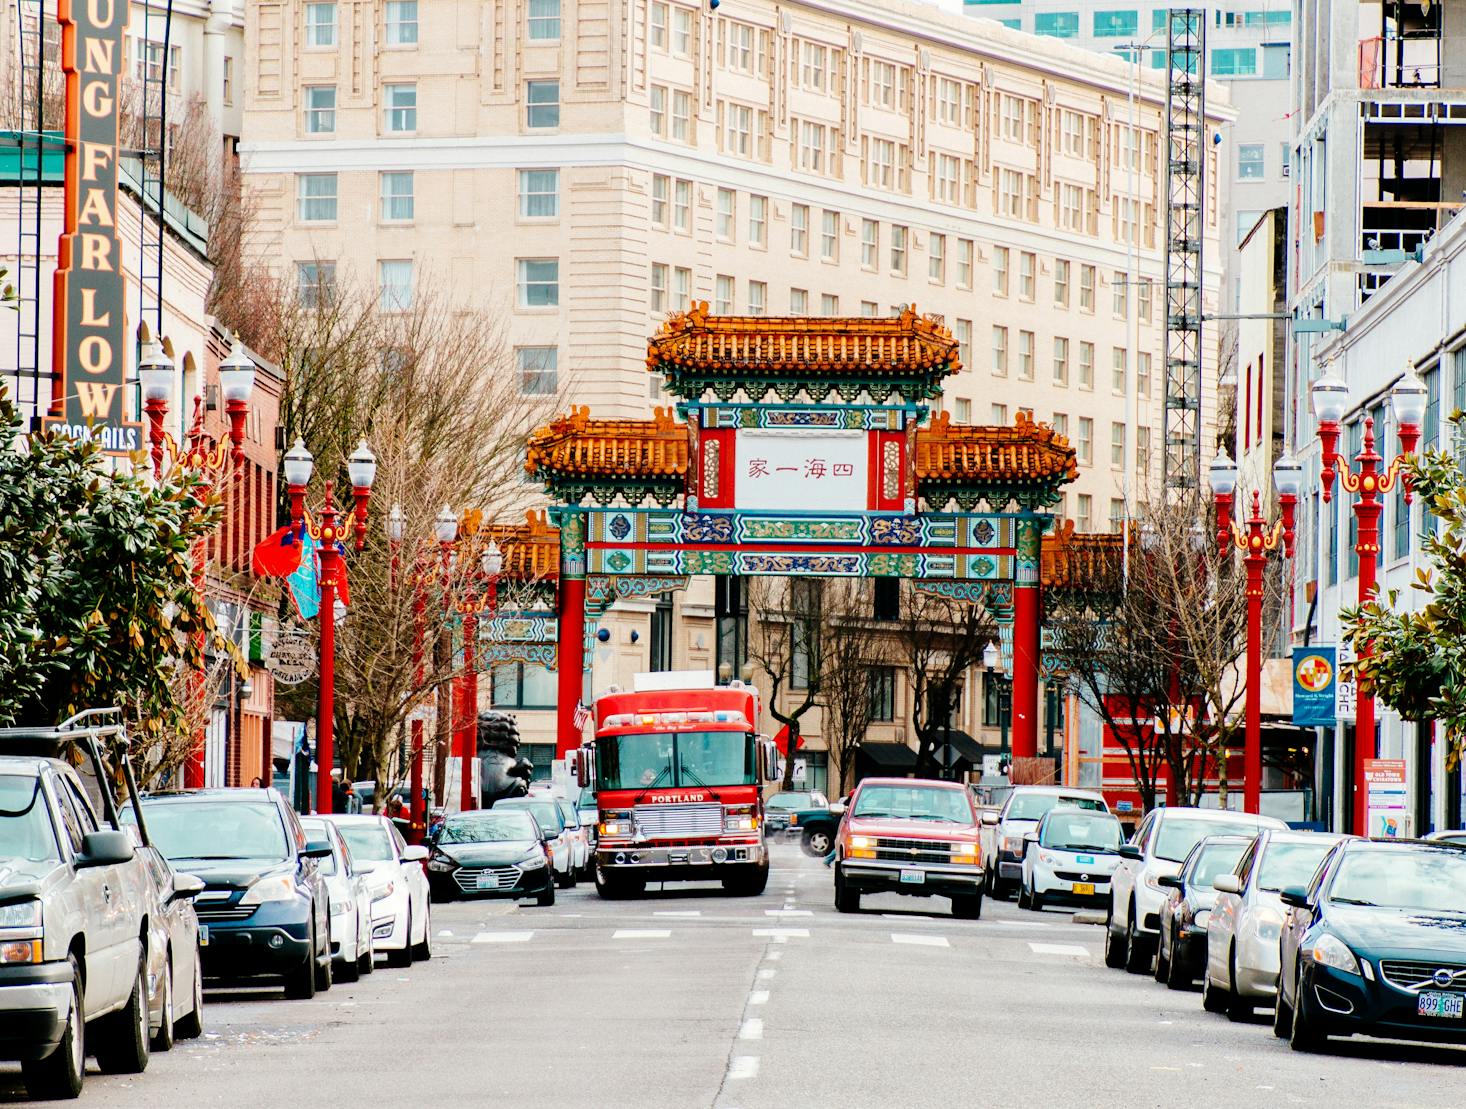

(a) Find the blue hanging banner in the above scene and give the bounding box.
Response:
[287,522,320,621]
[1292,646,1336,727]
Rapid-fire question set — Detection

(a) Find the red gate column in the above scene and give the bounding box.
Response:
[556,510,587,758]
[1010,511,1042,760]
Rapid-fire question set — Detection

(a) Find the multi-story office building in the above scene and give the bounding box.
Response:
[240,0,1227,790]
[1285,2,1466,831]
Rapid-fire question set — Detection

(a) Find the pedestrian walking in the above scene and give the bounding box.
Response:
[330,769,348,814]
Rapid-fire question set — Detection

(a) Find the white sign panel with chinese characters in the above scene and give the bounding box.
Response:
[734,429,867,511]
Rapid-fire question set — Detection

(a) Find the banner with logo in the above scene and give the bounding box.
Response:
[1291,646,1336,727]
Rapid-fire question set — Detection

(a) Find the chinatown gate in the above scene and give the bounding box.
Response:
[519,305,1079,761]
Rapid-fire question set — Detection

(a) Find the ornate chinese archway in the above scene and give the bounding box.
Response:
[525,306,1081,759]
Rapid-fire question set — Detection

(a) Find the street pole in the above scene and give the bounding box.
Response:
[459,599,478,814]
[410,560,427,841]
[1242,494,1267,816]
[315,483,342,816]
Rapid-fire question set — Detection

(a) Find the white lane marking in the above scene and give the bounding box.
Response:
[613,929,672,939]
[752,928,809,938]
[1028,942,1090,957]
[472,931,533,943]
[739,1018,764,1040]
[756,968,777,980]
[764,909,812,917]
[765,949,784,961]
[891,932,950,947]
[437,930,453,937]
[727,1056,760,1080]
[749,990,770,1006]
[557,913,583,918]
[881,913,935,921]
[654,910,701,917]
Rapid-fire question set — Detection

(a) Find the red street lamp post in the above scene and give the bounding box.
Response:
[285,439,378,814]
[137,336,257,788]
[1311,365,1426,833]
[453,537,504,814]
[1208,449,1300,814]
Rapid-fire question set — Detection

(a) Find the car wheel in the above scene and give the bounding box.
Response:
[1164,930,1189,991]
[284,929,318,1000]
[1103,904,1128,970]
[336,944,361,983]
[358,940,375,976]
[802,828,833,857]
[22,954,84,1100]
[411,905,432,961]
[1201,964,1230,1014]
[1030,888,1044,912]
[1153,931,1170,984]
[314,937,334,992]
[1289,963,1327,1052]
[834,866,860,914]
[1016,882,1029,910]
[95,954,150,1075]
[1273,981,1293,1039]
[1123,908,1151,974]
[175,955,203,1040]
[951,893,982,920]
[536,880,556,907]
[151,953,176,1052]
[387,910,413,968]
[1226,949,1252,1022]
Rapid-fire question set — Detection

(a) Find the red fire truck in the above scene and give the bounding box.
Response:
[573,674,779,900]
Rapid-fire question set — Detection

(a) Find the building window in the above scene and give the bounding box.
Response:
[527,0,560,40]
[649,264,668,312]
[673,266,691,308]
[378,259,413,312]
[1019,251,1035,300]
[1078,342,1094,389]
[860,300,878,317]
[791,203,809,256]
[821,210,839,262]
[956,239,973,289]
[1054,259,1070,307]
[1110,422,1126,468]
[296,261,336,308]
[870,667,896,721]
[790,288,808,315]
[716,188,735,241]
[1052,337,1069,386]
[222,56,234,105]
[933,153,960,204]
[1018,330,1034,381]
[649,85,666,136]
[296,173,337,222]
[800,41,828,91]
[650,175,670,226]
[1034,11,1078,37]
[386,0,418,45]
[673,178,692,234]
[935,77,961,124]
[1051,413,1068,440]
[821,294,839,316]
[992,326,1008,377]
[492,663,556,709]
[380,171,414,221]
[1077,494,1092,531]
[517,346,558,395]
[868,137,896,190]
[1077,417,1093,464]
[748,280,766,315]
[304,85,336,133]
[1137,352,1152,396]
[1237,144,1265,179]
[1136,426,1151,476]
[955,398,971,423]
[748,194,768,247]
[714,576,746,678]
[672,5,691,54]
[1138,280,1152,322]
[983,671,1011,728]
[890,225,908,276]
[1112,348,1127,394]
[714,274,734,314]
[954,318,972,369]
[516,258,559,308]
[991,403,1008,424]
[861,219,878,269]
[797,119,827,174]
[1213,48,1258,77]
[383,83,417,132]
[993,246,1009,295]
[517,169,558,218]
[671,90,692,142]
[1092,9,1138,36]
[724,102,754,156]
[306,2,337,47]
[649,593,674,671]
[650,1,668,49]
[1079,264,1095,311]
[929,233,946,283]
[1109,499,1126,534]
[526,80,560,128]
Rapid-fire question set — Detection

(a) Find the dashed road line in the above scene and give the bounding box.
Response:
[653,910,702,917]
[749,990,770,1006]
[726,1056,760,1080]
[764,909,812,917]
[891,932,949,947]
[1027,942,1090,957]
[613,929,672,939]
[752,927,809,938]
[471,931,534,943]
[739,1018,764,1041]
[756,968,777,980]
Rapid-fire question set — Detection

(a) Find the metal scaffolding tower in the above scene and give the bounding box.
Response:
[136,0,176,339]
[10,0,50,422]
[1162,8,1206,494]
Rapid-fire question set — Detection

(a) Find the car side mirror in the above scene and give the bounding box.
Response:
[981,811,1000,826]
[301,840,333,860]
[1118,844,1142,861]
[1279,887,1313,911]
[401,845,429,863]
[828,802,847,817]
[1023,831,1039,844]
[1157,874,1183,890]
[170,872,206,903]
[75,829,135,869]
[1212,874,1242,895]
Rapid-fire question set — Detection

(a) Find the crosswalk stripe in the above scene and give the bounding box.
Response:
[1028,942,1090,957]
[739,1018,764,1040]
[471,931,534,943]
[752,928,809,938]
[727,1056,760,1080]
[613,929,672,939]
[891,932,949,947]
[749,990,770,1005]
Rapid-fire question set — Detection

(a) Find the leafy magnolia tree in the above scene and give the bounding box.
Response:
[0,388,227,741]
[816,580,897,795]
[1342,439,1466,771]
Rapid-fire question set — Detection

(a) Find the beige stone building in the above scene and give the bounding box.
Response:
[240,0,1228,791]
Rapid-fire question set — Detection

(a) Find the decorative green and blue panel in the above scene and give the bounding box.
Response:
[694,404,911,431]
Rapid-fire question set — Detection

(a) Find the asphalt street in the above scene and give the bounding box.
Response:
[5,843,1463,1107]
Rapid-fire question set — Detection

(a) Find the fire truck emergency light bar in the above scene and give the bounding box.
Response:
[601,711,751,728]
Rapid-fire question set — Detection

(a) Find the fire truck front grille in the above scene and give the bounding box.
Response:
[634,803,723,840]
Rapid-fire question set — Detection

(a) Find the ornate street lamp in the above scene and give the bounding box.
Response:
[283,438,314,542]
[347,440,377,550]
[218,336,257,468]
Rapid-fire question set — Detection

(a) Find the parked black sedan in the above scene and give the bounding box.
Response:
[425,810,556,906]
[1153,833,1252,990]
[1277,838,1466,1051]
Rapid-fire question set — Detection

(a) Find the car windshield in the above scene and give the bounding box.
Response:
[1329,847,1466,912]
[767,793,813,811]
[1256,839,1337,892]
[1154,818,1264,863]
[0,775,59,863]
[1187,841,1248,889]
[440,812,537,844]
[137,800,290,862]
[337,823,395,863]
[1007,793,1105,821]
[596,731,755,791]
[852,785,973,825]
[499,801,563,833]
[1040,811,1123,852]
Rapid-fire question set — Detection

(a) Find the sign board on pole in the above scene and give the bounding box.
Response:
[792,758,806,784]
[1364,758,1409,838]
[982,754,1004,779]
[1335,648,1357,724]
[1291,646,1336,727]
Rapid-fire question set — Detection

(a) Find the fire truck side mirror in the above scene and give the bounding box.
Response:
[759,740,779,783]
[572,746,595,787]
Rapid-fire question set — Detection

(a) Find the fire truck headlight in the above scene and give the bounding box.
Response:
[600,820,631,837]
[724,815,758,832]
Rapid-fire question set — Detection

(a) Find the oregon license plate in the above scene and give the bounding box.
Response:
[900,868,925,884]
[198,926,209,947]
[475,872,500,890]
[1417,992,1465,1019]
[1072,882,1095,897]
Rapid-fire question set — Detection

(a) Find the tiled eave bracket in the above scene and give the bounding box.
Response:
[646,303,961,404]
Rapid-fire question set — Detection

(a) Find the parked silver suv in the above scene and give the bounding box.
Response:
[0,712,159,1099]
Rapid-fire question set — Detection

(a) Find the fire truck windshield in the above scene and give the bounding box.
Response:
[598,731,755,791]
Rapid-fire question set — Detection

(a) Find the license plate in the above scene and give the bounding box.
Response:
[1071,882,1095,897]
[198,926,209,947]
[1076,855,1096,865]
[475,872,500,890]
[900,868,925,884]
[1417,992,1465,1019]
